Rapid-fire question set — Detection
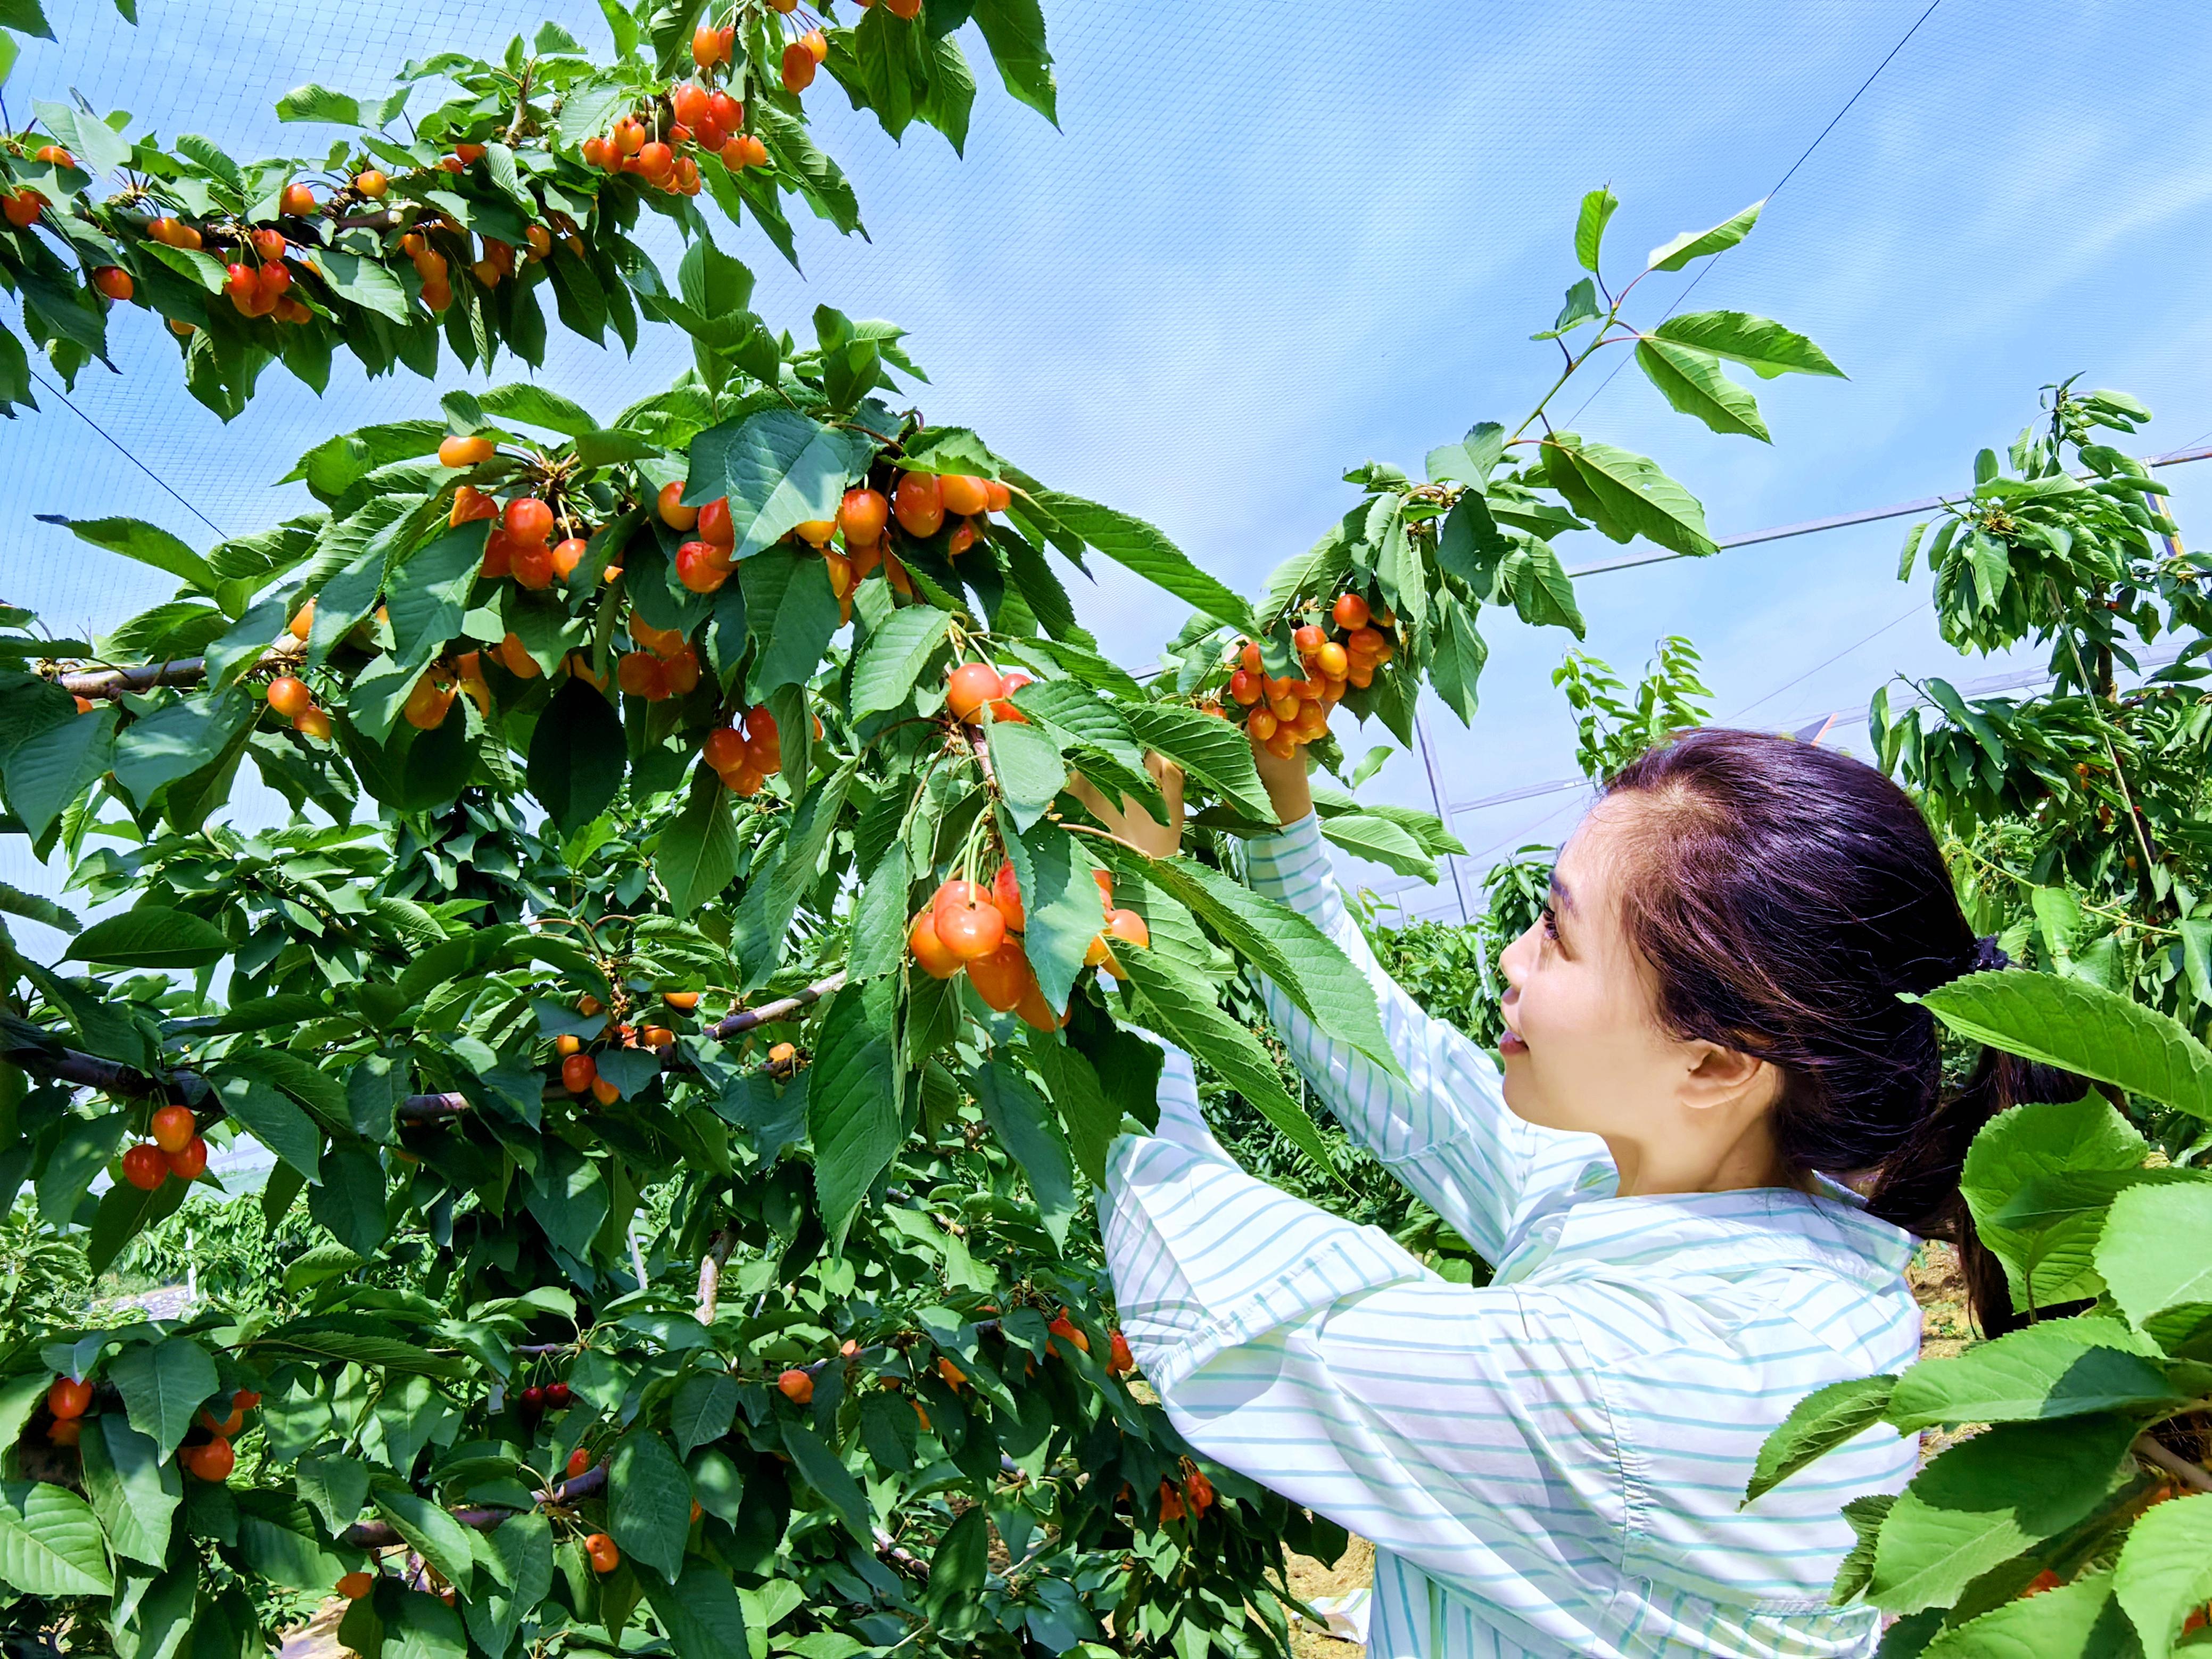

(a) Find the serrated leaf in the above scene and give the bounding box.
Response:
[687,408,875,561]
[1120,702,1272,823]
[0,1481,111,1596]
[1320,812,1436,880]
[639,1557,752,1659]
[608,1426,690,1580]
[34,515,215,593]
[1574,186,1617,272]
[1744,1375,1897,1504]
[1919,1570,2129,1658]
[1543,436,1716,556]
[1867,1413,2139,1613]
[807,983,899,1250]
[1917,971,2212,1122]
[79,1414,179,1567]
[2116,1491,2212,1659]
[658,764,740,918]
[2097,1183,2212,1329]
[1635,339,1769,441]
[670,1369,738,1459]
[274,82,361,124]
[1652,310,1844,379]
[780,1421,872,1542]
[974,1061,1077,1247]
[1647,198,1764,272]
[373,1490,474,1594]
[1115,946,1336,1174]
[1028,489,1255,634]
[851,606,952,717]
[110,1335,220,1460]
[1886,1322,2183,1432]
[527,676,625,833]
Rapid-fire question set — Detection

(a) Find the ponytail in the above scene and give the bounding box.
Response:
[1865,1042,2087,1338]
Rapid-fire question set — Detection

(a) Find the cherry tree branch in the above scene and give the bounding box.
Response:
[708,969,847,1039]
[2137,1434,2212,1494]
[53,635,303,701]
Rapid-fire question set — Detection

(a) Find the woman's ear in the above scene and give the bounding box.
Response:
[1678,1042,1776,1116]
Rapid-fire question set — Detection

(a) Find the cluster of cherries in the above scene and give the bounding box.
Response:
[554,989,705,1104]
[703,704,786,797]
[578,20,790,194]
[1226,591,1397,760]
[263,666,331,742]
[44,1371,259,1482]
[7,150,135,310]
[906,859,1150,1028]
[617,615,707,704]
[119,1103,210,1193]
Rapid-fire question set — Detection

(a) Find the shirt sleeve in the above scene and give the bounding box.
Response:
[1243,812,1604,1261]
[1099,1091,1625,1597]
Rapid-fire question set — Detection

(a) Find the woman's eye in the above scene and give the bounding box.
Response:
[1539,903,1559,941]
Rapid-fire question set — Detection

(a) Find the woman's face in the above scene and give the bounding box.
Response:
[1495,798,1781,1193]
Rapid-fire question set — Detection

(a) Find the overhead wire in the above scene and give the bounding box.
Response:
[24,367,230,539]
[1561,0,1946,428]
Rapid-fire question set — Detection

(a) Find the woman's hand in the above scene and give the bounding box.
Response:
[1249,731,1314,827]
[1067,753,1185,858]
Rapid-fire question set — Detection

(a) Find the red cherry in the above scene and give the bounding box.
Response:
[991,861,1026,931]
[167,1137,209,1182]
[893,472,944,538]
[546,1381,571,1409]
[931,881,1006,961]
[121,1143,167,1191]
[504,497,554,543]
[990,671,1031,723]
[945,662,1004,722]
[46,1377,91,1420]
[150,1103,196,1153]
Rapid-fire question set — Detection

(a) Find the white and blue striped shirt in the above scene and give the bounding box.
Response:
[1099,813,1921,1657]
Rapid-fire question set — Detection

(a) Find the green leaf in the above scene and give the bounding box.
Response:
[1651,311,1844,379]
[1023,1029,1120,1184]
[274,82,361,123]
[1543,436,1716,556]
[109,1335,220,1461]
[297,1453,370,1537]
[373,1490,475,1594]
[208,1067,323,1183]
[477,382,598,437]
[109,690,255,811]
[79,1414,179,1567]
[2116,1491,2212,1659]
[317,249,411,323]
[1885,1321,2184,1432]
[1028,489,1256,634]
[4,700,115,840]
[524,1140,608,1261]
[33,515,216,593]
[780,1422,872,1542]
[1919,1570,2131,1659]
[923,1506,989,1632]
[609,1426,690,1581]
[1743,1375,1897,1504]
[1116,946,1336,1173]
[527,676,625,833]
[1425,422,1506,489]
[1635,339,1770,441]
[1120,701,1273,823]
[807,983,900,1251]
[975,1061,1077,1247]
[1574,186,1618,273]
[670,1369,738,1459]
[986,719,1067,834]
[237,1499,354,1593]
[658,764,740,918]
[1916,971,2212,1122]
[686,408,875,562]
[1646,198,1764,272]
[639,1558,752,1659]
[1131,853,1397,1077]
[969,0,1057,122]
[463,1513,554,1659]
[741,550,842,703]
[2097,1183,2212,1328]
[384,524,484,671]
[1538,277,1602,339]
[1867,1413,2140,1613]
[1962,1095,2146,1314]
[0,1481,111,1596]
[1320,812,1436,880]
[1013,821,1107,1017]
[309,1142,390,1257]
[850,606,951,717]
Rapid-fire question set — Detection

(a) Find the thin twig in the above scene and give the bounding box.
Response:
[708,969,847,1038]
[341,1462,609,1548]
[2137,1434,2212,1494]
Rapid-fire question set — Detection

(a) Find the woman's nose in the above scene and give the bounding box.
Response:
[1498,922,1536,992]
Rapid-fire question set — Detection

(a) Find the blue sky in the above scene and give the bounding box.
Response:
[7,0,2211,920]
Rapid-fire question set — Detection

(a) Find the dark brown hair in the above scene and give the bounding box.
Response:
[1600,727,2077,1335]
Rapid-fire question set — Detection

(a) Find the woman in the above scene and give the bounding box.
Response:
[1085,728,2065,1658]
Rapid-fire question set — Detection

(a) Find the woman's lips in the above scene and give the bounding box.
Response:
[1499,1026,1528,1057]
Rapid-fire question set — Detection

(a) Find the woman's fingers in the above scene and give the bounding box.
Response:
[1068,755,1184,858]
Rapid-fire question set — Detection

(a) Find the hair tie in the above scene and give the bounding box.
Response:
[1971,935,2012,973]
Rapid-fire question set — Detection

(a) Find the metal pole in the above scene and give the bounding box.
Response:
[1414,709,1473,924]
